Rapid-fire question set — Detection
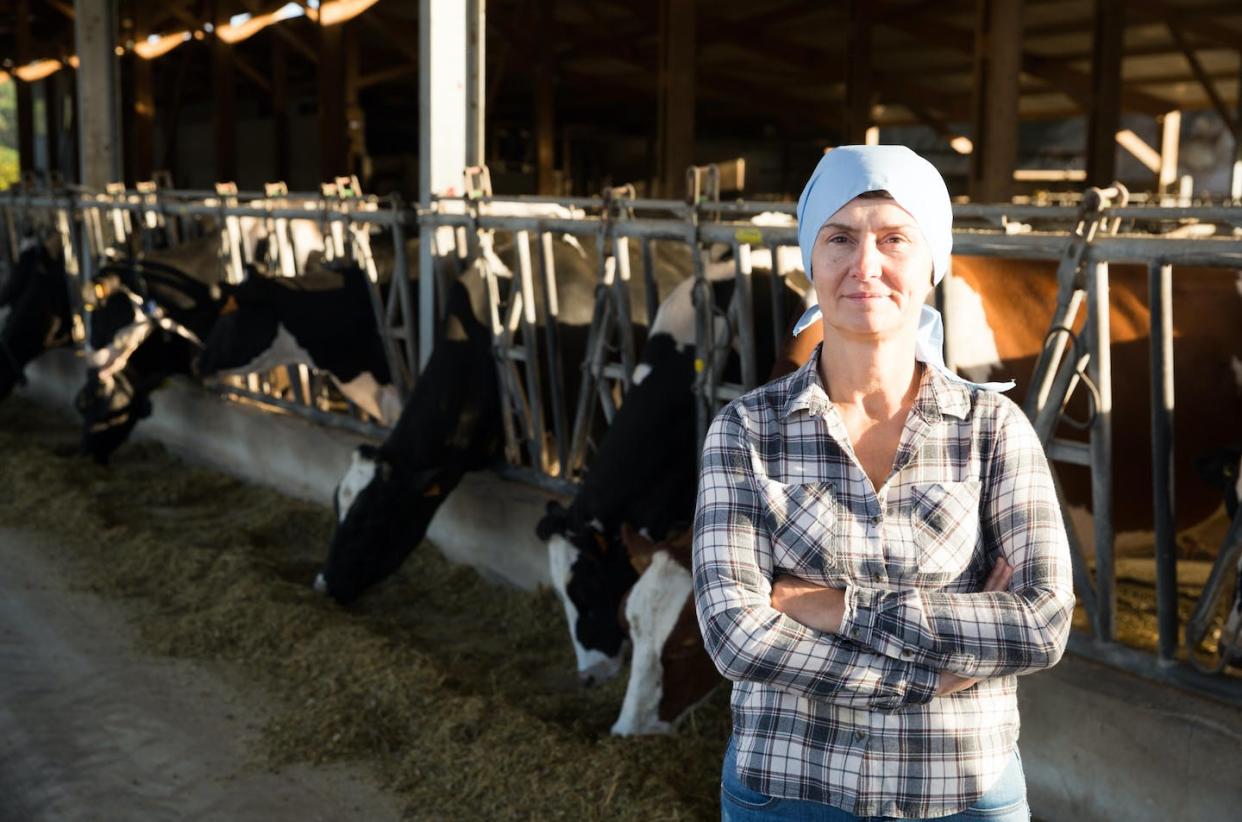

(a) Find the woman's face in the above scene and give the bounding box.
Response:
[810,195,935,342]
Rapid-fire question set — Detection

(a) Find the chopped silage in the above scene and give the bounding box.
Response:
[0,396,729,821]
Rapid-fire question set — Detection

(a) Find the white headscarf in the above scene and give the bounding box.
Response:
[793,145,1013,392]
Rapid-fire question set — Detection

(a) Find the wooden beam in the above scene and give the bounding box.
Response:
[272,34,290,182]
[842,0,873,144]
[1129,0,1242,53]
[656,0,695,198]
[319,16,347,181]
[969,0,1023,202]
[876,9,1173,117]
[129,57,155,183]
[1166,21,1239,144]
[48,0,75,19]
[1158,110,1181,193]
[211,2,237,182]
[361,12,419,68]
[16,0,35,173]
[1233,57,1242,200]
[535,0,557,194]
[358,64,418,90]
[1086,0,1124,187]
[234,0,319,63]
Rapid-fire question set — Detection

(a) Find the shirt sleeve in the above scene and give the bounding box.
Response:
[838,398,1076,679]
[692,405,940,710]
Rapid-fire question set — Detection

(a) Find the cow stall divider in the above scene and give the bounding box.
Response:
[4,183,1242,702]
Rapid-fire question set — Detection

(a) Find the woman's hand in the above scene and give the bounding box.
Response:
[935,556,1014,696]
[770,576,846,634]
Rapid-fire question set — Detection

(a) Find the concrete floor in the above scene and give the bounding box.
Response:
[0,526,403,822]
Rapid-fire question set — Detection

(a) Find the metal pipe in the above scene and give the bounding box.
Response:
[1087,260,1115,642]
[536,230,569,477]
[733,241,757,390]
[390,219,418,379]
[1148,261,1179,663]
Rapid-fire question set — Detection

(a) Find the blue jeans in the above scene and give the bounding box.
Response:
[720,736,1030,822]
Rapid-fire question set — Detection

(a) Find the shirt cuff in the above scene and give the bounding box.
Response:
[877,656,939,710]
[840,584,880,646]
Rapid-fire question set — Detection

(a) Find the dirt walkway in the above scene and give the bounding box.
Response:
[0,526,404,822]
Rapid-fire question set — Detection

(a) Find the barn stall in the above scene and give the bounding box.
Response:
[2,1,1242,822]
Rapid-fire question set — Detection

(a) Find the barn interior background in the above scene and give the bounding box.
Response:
[1,2,1241,820]
[1,0,1240,198]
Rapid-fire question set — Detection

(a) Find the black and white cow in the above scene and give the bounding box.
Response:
[76,239,228,463]
[195,258,402,425]
[537,260,813,734]
[315,228,689,604]
[0,238,74,402]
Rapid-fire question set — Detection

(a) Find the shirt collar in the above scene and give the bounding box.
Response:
[779,343,972,422]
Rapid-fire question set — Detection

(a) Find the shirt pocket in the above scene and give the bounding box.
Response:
[760,480,842,580]
[910,479,981,581]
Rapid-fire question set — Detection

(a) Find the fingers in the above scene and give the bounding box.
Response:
[982,557,1014,593]
[935,671,982,696]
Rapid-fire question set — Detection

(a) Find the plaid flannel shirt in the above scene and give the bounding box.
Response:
[693,344,1074,819]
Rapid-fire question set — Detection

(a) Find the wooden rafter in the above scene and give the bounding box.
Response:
[1166,21,1239,142]
[876,12,1175,117]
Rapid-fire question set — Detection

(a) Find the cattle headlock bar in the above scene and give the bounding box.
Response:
[2,185,1242,703]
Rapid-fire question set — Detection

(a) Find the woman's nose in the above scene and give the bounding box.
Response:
[849,238,883,280]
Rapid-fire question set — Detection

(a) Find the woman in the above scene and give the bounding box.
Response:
[692,145,1074,821]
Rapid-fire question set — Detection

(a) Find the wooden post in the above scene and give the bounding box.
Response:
[656,0,695,198]
[1085,0,1125,188]
[54,68,79,183]
[129,8,156,184]
[44,76,59,176]
[843,0,873,145]
[16,0,35,174]
[319,17,347,181]
[344,23,366,179]
[968,0,1023,202]
[535,0,556,195]
[272,35,290,183]
[1158,110,1181,195]
[466,0,485,168]
[211,2,238,182]
[1232,58,1242,201]
[74,0,122,189]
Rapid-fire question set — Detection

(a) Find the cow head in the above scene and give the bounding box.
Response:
[610,527,718,736]
[75,365,153,464]
[316,444,453,604]
[539,501,638,686]
[76,268,205,464]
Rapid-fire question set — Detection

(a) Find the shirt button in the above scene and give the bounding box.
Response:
[850,627,861,638]
[870,515,883,527]
[855,730,867,741]
[901,649,915,659]
[872,572,884,582]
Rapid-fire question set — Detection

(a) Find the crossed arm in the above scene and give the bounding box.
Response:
[692,401,1075,707]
